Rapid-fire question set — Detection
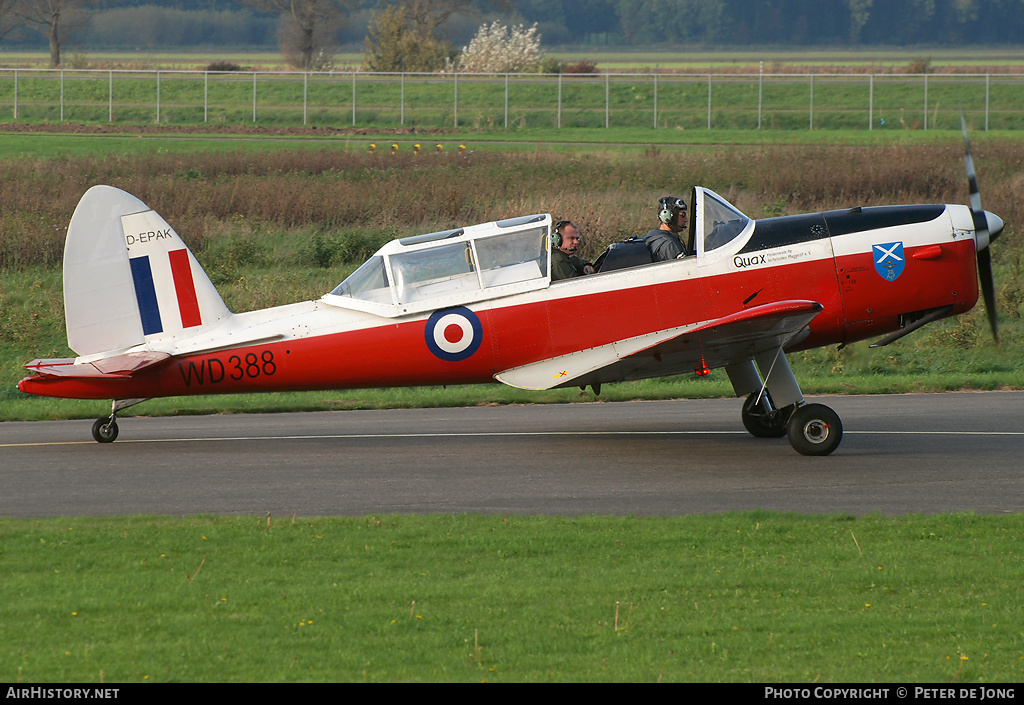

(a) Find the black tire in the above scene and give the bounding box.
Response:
[786,404,842,456]
[741,392,793,438]
[92,418,118,443]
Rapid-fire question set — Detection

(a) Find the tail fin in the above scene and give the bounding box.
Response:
[64,185,230,356]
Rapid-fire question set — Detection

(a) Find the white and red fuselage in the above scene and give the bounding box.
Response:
[19,187,985,405]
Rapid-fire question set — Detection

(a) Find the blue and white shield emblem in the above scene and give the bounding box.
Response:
[873,242,905,281]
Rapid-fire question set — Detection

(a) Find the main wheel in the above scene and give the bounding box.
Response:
[786,404,842,456]
[92,418,118,443]
[741,392,793,438]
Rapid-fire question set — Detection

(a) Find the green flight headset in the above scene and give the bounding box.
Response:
[659,196,687,225]
[552,220,574,248]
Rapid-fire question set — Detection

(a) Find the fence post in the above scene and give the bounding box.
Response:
[809,73,814,130]
[923,73,928,130]
[758,62,763,130]
[109,70,113,123]
[869,74,873,130]
[707,73,711,129]
[400,72,404,126]
[653,73,658,129]
[304,72,308,125]
[156,70,161,124]
[605,73,609,128]
[61,69,65,122]
[352,71,356,126]
[505,73,509,129]
[204,71,208,123]
[985,73,990,130]
[252,71,257,123]
[12,68,16,120]
[557,73,562,128]
[454,72,458,128]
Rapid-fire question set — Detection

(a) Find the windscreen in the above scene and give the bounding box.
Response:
[703,193,750,252]
[329,256,392,304]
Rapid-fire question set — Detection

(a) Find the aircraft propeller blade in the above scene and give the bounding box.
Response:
[977,247,997,340]
[961,115,1002,342]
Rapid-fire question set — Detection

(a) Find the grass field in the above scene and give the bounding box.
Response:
[1,70,1021,131]
[3,47,1024,131]
[3,513,1022,682]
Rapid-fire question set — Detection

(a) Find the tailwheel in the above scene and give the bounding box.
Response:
[786,404,842,456]
[741,391,794,438]
[91,417,119,443]
[90,398,146,443]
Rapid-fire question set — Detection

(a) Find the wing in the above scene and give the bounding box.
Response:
[494,300,823,390]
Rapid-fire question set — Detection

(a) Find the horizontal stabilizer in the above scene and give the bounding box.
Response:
[23,351,172,379]
[495,300,822,390]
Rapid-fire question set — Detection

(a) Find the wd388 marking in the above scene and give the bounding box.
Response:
[178,350,276,387]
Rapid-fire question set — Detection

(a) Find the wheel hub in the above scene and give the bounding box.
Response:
[801,420,830,444]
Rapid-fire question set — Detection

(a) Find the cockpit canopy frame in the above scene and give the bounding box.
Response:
[322,215,552,317]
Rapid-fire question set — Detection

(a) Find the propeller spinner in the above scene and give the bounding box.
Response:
[961,116,1004,341]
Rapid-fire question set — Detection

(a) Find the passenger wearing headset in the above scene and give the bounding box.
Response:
[550,220,595,281]
[642,196,689,261]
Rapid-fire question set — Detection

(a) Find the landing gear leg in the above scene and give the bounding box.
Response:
[91,398,148,444]
[728,348,843,456]
[741,391,794,438]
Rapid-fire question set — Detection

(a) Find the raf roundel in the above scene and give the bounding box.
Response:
[425,307,483,362]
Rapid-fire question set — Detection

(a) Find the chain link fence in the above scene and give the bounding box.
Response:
[1,68,1021,130]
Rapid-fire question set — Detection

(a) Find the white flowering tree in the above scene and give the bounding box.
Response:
[451,21,545,74]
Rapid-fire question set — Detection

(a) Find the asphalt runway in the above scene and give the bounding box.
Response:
[1,392,1022,518]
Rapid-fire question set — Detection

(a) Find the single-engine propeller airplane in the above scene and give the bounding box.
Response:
[18,126,1003,455]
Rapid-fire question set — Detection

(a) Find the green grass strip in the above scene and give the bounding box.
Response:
[1,127,1020,161]
[2,513,1021,682]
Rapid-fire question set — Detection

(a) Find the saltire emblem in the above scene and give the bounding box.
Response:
[873,241,905,281]
[425,306,482,362]
[128,248,203,335]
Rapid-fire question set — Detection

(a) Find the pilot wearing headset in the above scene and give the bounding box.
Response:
[642,196,688,261]
[551,220,595,281]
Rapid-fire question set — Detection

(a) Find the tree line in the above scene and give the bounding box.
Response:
[1,0,1022,70]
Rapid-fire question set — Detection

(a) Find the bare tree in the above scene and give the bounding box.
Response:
[14,0,96,68]
[399,0,473,39]
[0,0,19,40]
[399,0,516,38]
[242,0,352,70]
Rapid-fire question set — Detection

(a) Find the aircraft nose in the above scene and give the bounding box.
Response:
[977,211,1004,251]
